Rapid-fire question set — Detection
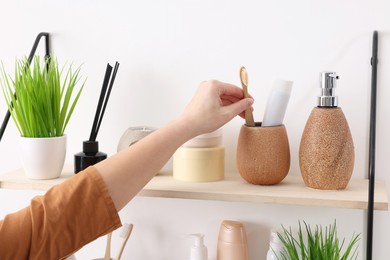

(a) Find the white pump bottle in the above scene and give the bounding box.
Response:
[266,230,283,260]
[189,234,208,260]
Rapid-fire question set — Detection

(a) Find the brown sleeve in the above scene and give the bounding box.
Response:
[0,166,122,260]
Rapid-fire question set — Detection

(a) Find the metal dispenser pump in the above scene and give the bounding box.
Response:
[318,71,339,107]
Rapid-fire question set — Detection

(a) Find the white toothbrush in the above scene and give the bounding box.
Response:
[116,223,134,260]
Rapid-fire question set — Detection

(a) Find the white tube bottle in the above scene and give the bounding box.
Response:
[262,80,293,127]
[189,234,208,260]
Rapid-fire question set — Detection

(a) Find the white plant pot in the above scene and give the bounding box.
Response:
[19,135,67,180]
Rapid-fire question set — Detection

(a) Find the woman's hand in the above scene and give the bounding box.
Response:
[178,80,254,137]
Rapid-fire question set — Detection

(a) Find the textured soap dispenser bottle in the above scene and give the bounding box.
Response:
[299,72,354,190]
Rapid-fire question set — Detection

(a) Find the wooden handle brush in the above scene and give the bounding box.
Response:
[104,232,112,260]
[116,223,134,260]
[240,66,255,127]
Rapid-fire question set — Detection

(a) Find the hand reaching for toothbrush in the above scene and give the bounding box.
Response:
[179,80,254,138]
[96,80,254,211]
[0,79,254,260]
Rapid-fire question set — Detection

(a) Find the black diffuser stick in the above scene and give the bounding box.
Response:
[366,30,378,260]
[89,64,113,141]
[88,62,119,142]
[94,62,120,139]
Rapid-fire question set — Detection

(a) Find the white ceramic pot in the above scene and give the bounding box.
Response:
[19,135,67,180]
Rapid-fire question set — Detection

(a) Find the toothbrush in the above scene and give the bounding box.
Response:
[239,66,255,127]
[116,223,134,260]
[104,232,112,260]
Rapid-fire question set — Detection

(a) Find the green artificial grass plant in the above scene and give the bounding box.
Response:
[276,220,360,260]
[1,56,84,137]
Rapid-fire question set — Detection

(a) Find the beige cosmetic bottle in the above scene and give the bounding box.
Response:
[217,220,249,260]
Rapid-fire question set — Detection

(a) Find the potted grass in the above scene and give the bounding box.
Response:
[273,220,360,260]
[1,56,84,179]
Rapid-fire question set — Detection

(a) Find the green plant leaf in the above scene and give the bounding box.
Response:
[0,56,85,137]
[277,220,360,260]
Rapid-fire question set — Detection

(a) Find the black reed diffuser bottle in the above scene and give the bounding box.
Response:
[74,141,107,173]
[74,62,119,173]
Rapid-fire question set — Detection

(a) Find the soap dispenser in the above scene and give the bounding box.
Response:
[299,72,354,190]
[189,234,208,260]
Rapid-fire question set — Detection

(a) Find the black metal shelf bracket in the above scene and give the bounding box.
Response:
[367,30,378,260]
[0,32,50,142]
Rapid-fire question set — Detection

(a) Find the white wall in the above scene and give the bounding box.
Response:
[0,0,389,259]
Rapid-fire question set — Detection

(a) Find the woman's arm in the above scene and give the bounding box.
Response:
[0,80,253,259]
[95,80,253,211]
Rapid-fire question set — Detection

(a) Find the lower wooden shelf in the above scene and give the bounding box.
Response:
[0,166,388,211]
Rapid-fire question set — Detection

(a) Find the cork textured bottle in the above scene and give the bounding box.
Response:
[299,72,355,190]
[299,107,354,190]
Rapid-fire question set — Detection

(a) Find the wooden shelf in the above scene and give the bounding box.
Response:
[0,165,74,191]
[0,166,388,211]
[141,173,388,211]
